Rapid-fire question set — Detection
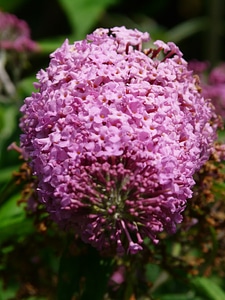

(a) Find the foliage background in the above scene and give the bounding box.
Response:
[0,0,225,299]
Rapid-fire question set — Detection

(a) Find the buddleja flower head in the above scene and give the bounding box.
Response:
[0,10,38,51]
[189,61,225,119]
[0,11,39,97]
[20,27,217,255]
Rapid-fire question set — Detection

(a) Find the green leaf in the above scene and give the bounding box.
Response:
[0,166,20,183]
[57,242,113,300]
[217,129,225,143]
[146,263,161,283]
[0,279,18,300]
[0,104,18,167]
[0,0,28,12]
[0,194,34,244]
[38,37,69,55]
[191,277,225,300]
[57,240,81,300]
[57,0,118,39]
[0,105,17,141]
[80,247,112,300]
[17,75,37,97]
[165,17,208,43]
[158,294,203,300]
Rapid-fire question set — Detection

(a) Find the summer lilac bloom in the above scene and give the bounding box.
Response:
[189,61,225,119]
[203,64,225,119]
[0,11,38,51]
[20,27,217,255]
[0,11,39,97]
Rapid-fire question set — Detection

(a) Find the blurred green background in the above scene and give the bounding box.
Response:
[0,0,225,299]
[2,0,225,66]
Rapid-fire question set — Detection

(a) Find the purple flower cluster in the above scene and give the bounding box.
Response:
[189,61,225,119]
[0,10,38,52]
[20,27,216,254]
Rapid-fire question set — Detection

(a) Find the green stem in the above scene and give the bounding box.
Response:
[207,0,224,65]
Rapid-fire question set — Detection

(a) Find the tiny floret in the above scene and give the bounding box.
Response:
[20,26,217,254]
